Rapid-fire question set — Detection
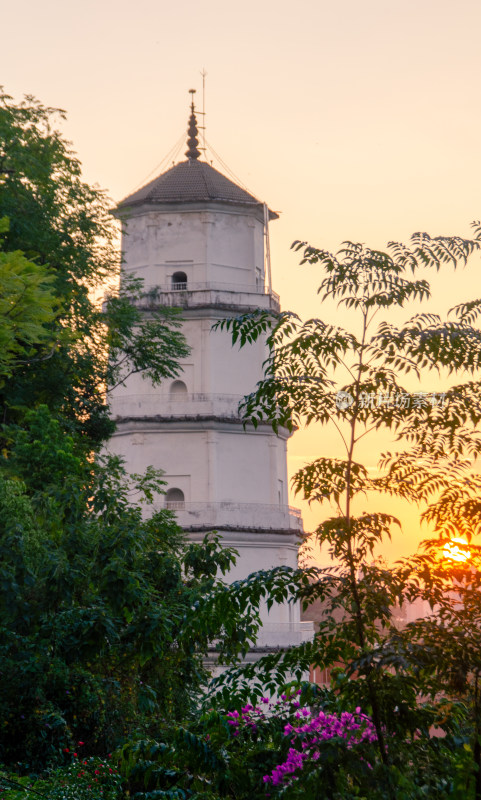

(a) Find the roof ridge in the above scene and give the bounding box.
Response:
[197,158,212,197]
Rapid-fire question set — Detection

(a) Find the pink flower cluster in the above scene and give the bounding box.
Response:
[226,705,259,735]
[226,694,377,788]
[264,707,377,787]
[226,693,302,737]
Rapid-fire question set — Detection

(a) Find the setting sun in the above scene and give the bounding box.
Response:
[443,537,471,563]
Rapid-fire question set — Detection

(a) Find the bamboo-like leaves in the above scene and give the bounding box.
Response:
[220,313,358,432]
[293,458,369,505]
[316,513,400,563]
[372,316,481,375]
[449,298,481,325]
[421,474,481,540]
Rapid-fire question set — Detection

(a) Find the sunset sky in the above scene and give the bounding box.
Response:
[3,0,481,560]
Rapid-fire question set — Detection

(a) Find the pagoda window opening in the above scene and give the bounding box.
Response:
[169,380,188,400]
[165,487,185,508]
[172,271,187,290]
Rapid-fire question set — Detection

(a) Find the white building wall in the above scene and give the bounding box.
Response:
[109,193,313,652]
[109,301,269,414]
[120,207,265,292]
[108,426,289,509]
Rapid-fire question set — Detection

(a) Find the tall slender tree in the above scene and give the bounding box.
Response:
[214,225,481,795]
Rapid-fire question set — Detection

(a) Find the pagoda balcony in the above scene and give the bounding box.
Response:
[155,500,303,533]
[136,281,280,312]
[253,621,315,647]
[109,392,247,419]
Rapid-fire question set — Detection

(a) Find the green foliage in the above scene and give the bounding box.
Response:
[0,754,124,799]
[0,218,60,383]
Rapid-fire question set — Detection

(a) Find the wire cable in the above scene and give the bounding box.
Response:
[126,129,186,195]
[204,137,259,198]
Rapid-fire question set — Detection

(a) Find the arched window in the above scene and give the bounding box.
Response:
[172,271,187,290]
[165,487,185,509]
[169,380,188,400]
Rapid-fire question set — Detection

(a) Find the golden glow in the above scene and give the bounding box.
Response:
[443,537,471,563]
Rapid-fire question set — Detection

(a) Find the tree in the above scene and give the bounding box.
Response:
[212,225,481,797]
[0,88,189,446]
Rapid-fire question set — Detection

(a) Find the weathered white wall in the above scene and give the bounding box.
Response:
[120,207,265,292]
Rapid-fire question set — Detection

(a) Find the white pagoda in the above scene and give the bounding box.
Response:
[107,96,313,655]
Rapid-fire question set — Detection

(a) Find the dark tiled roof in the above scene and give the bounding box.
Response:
[117,159,278,218]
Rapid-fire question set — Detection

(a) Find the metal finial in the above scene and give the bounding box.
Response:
[185,89,201,160]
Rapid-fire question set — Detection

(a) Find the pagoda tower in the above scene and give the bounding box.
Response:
[107,96,313,654]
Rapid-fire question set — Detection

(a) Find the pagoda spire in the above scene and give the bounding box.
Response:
[185,89,201,161]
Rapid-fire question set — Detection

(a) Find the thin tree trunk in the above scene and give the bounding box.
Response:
[343,307,392,783]
[474,673,481,800]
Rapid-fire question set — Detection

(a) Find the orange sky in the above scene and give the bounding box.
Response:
[3,0,481,561]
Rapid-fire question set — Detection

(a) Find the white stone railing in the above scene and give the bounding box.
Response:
[151,281,280,301]
[137,284,280,310]
[155,500,303,532]
[255,621,315,647]
[109,393,246,418]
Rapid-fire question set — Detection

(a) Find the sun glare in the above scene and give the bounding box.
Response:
[443,537,471,563]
